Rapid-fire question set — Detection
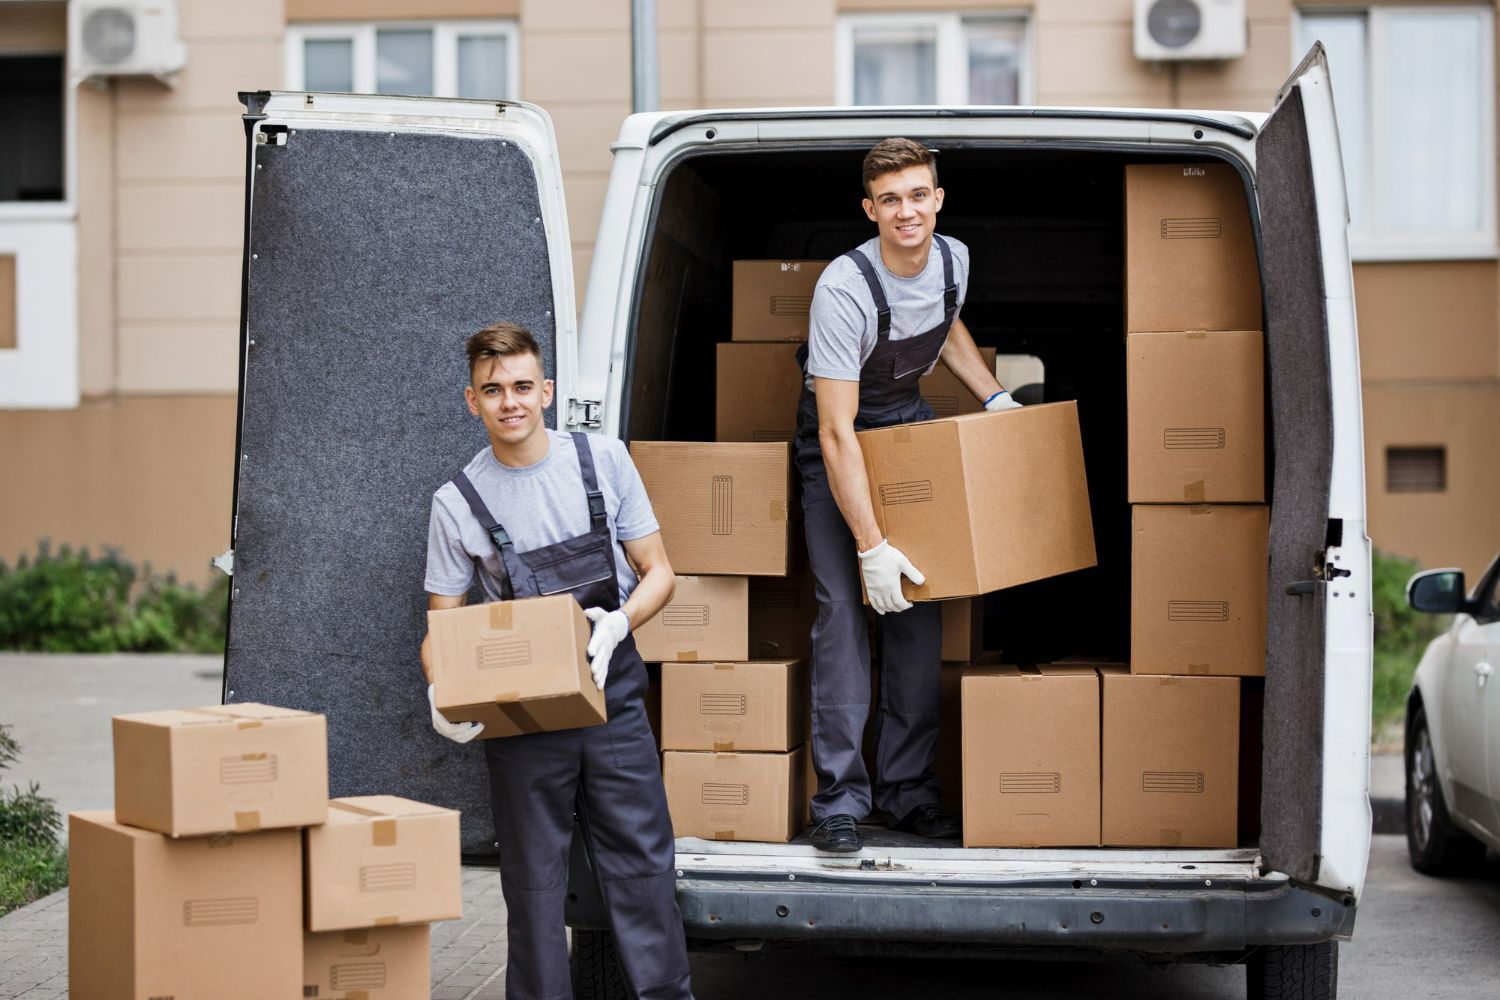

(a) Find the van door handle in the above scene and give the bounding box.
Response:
[1476,661,1494,689]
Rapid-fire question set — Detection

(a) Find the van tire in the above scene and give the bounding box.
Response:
[570,928,635,1000]
[1405,705,1486,875]
[1245,941,1337,999]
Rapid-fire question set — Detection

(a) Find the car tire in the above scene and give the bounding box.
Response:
[1405,704,1485,876]
[570,928,635,1000]
[1245,941,1337,999]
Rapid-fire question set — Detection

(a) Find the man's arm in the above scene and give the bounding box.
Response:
[419,593,465,684]
[620,532,675,630]
[939,316,1005,402]
[815,377,884,552]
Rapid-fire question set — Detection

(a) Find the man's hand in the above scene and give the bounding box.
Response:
[428,684,483,743]
[584,607,631,690]
[984,389,1023,411]
[858,539,925,615]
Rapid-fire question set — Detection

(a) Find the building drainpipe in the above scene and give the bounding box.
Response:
[632,0,659,114]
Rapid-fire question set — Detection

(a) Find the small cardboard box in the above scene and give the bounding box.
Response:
[663,747,807,842]
[631,441,794,576]
[858,404,1096,601]
[1127,330,1264,503]
[1131,504,1269,676]
[748,572,817,659]
[304,924,431,1000]
[732,260,829,341]
[919,348,998,418]
[69,812,302,1000]
[940,597,984,662]
[112,703,329,837]
[634,575,750,662]
[1100,669,1240,847]
[662,659,808,752]
[428,595,605,738]
[305,796,463,932]
[961,665,1100,847]
[1125,162,1262,334]
[716,342,803,443]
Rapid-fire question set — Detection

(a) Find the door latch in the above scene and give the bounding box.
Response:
[565,398,602,430]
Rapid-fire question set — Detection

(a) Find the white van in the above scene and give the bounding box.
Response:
[227,44,1371,1000]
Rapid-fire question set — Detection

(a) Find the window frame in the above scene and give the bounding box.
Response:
[1292,4,1497,262]
[835,10,1034,108]
[285,20,521,101]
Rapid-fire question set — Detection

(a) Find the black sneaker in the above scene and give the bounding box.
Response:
[893,802,960,839]
[809,814,863,853]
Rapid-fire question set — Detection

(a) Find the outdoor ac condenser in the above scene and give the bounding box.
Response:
[68,0,187,83]
[1133,0,1247,61]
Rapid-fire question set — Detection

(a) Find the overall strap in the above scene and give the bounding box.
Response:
[844,247,892,340]
[450,470,515,600]
[933,234,958,319]
[570,432,608,528]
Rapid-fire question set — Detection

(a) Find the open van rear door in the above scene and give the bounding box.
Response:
[225,93,576,856]
[1255,46,1373,898]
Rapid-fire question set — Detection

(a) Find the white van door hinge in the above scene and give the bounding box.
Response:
[565,398,602,430]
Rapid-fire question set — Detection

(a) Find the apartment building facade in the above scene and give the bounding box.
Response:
[2,0,1496,581]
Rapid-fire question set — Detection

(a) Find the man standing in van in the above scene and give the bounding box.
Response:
[420,322,695,1000]
[798,138,1019,853]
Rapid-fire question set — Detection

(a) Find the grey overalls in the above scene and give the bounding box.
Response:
[450,432,693,1000]
[793,235,956,825]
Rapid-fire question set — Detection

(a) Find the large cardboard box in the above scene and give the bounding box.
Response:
[69,811,302,1000]
[940,598,984,662]
[663,747,807,842]
[428,595,605,738]
[304,924,431,1000]
[1127,330,1264,503]
[305,796,463,932]
[112,703,328,837]
[961,665,1100,847]
[631,441,794,576]
[748,572,817,659]
[716,342,803,442]
[858,404,1096,601]
[1131,504,1269,676]
[1125,162,1262,334]
[634,575,749,662]
[732,260,829,341]
[662,659,808,752]
[1100,670,1240,847]
[919,348,998,418]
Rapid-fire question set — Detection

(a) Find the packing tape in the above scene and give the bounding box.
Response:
[892,427,912,444]
[374,915,400,926]
[770,499,788,522]
[1188,663,1210,675]
[498,700,545,735]
[712,741,737,752]
[371,818,398,847]
[234,810,261,833]
[714,829,736,840]
[1159,829,1184,847]
[676,651,699,662]
[488,602,514,630]
[1183,481,1206,502]
[342,930,369,945]
[1188,502,1212,514]
[713,663,735,671]
[1187,330,1208,339]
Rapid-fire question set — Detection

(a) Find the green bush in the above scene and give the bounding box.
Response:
[0,541,228,654]
[1371,549,1449,729]
[0,724,67,915]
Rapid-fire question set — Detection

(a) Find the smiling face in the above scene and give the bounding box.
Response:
[862,163,944,254]
[464,349,553,452]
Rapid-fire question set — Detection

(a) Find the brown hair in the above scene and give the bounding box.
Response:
[465,321,543,380]
[862,138,938,197]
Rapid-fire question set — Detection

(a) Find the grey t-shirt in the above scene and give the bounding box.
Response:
[424,431,660,606]
[804,234,970,388]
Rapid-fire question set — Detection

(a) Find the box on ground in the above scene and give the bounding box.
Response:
[748,572,816,659]
[716,342,803,442]
[731,260,828,341]
[305,796,463,932]
[662,659,807,752]
[1125,162,1261,334]
[634,575,749,662]
[920,347,998,418]
[1100,669,1239,847]
[1131,504,1268,676]
[962,665,1100,847]
[69,811,302,1000]
[941,598,984,662]
[304,924,431,1000]
[112,703,328,837]
[428,595,604,738]
[663,747,807,842]
[631,441,794,576]
[1127,330,1264,503]
[858,404,1096,601]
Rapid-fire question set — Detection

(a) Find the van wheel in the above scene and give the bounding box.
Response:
[1406,706,1485,875]
[570,928,635,1000]
[1245,941,1337,999]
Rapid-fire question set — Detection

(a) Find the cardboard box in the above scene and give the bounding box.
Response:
[1100,670,1240,847]
[731,260,829,341]
[305,796,463,932]
[304,924,431,1000]
[961,665,1100,847]
[112,703,328,837]
[631,441,793,576]
[69,811,302,1000]
[1131,504,1269,676]
[940,598,984,662]
[1127,330,1264,503]
[858,404,1097,601]
[634,575,749,662]
[1125,162,1262,334]
[919,348,998,418]
[662,659,808,752]
[428,595,605,738]
[748,572,817,659]
[663,747,807,842]
[716,342,803,443]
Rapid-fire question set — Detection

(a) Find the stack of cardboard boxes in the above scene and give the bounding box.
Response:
[71,704,460,999]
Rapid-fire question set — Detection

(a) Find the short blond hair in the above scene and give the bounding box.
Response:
[862,137,938,197]
[465,321,542,380]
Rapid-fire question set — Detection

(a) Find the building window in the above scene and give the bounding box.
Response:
[0,54,65,202]
[1386,446,1446,493]
[1296,6,1496,261]
[286,21,519,100]
[837,12,1031,107]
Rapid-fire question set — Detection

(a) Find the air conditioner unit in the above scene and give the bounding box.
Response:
[1134,0,1247,61]
[69,0,187,82]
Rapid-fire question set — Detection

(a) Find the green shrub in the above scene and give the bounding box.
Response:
[0,783,62,848]
[1371,549,1449,729]
[0,723,67,915]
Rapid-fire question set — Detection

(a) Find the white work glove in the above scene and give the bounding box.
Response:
[858,539,925,615]
[428,684,483,743]
[984,389,1023,411]
[584,607,631,690]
